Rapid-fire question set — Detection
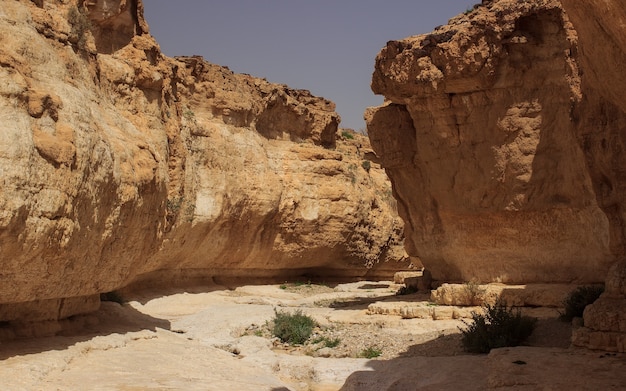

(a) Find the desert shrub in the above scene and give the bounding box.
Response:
[311,336,341,348]
[359,346,382,358]
[560,285,604,322]
[272,309,316,345]
[323,337,341,348]
[361,160,371,172]
[341,130,354,140]
[460,299,537,354]
[183,109,195,120]
[463,280,486,306]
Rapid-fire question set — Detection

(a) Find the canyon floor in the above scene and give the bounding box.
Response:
[0,281,625,390]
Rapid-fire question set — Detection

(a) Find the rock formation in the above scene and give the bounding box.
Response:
[573,261,626,352]
[0,0,407,326]
[367,0,614,284]
[367,0,626,351]
[557,0,626,353]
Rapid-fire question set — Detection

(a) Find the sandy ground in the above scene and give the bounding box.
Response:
[0,281,624,390]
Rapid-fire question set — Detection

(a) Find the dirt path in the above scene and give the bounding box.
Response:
[0,281,624,390]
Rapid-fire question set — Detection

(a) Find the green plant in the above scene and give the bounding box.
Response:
[100,291,125,304]
[464,4,478,15]
[165,196,195,225]
[279,284,287,290]
[67,5,91,50]
[166,197,182,214]
[560,285,604,322]
[359,346,382,358]
[346,163,358,185]
[183,109,195,120]
[323,337,341,348]
[460,299,537,354]
[185,202,195,222]
[312,336,341,348]
[272,309,316,345]
[361,160,371,173]
[341,130,354,140]
[463,280,486,306]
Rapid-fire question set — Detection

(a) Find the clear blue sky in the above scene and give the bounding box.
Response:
[143,1,472,131]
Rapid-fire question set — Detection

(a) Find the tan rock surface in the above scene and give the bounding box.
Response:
[0,0,407,323]
[573,261,626,352]
[367,0,619,285]
[1,282,624,391]
[555,0,626,354]
[430,283,578,308]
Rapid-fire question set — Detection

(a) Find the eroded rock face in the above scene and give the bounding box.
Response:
[558,0,626,353]
[0,0,407,324]
[85,0,147,53]
[367,0,616,284]
[573,261,626,352]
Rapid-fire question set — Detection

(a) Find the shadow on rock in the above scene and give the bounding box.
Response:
[327,292,432,310]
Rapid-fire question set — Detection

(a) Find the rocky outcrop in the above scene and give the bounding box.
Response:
[573,261,626,352]
[0,0,407,326]
[367,0,616,285]
[557,0,626,352]
[559,0,626,275]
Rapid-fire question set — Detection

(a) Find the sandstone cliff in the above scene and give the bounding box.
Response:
[0,0,407,326]
[367,0,626,351]
[367,0,612,284]
[557,0,626,353]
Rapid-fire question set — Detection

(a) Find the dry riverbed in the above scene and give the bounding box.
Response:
[0,281,624,390]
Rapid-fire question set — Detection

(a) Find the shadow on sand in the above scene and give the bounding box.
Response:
[0,301,171,361]
[337,313,574,390]
[338,334,488,391]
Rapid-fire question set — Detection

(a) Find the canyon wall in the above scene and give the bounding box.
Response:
[367,0,615,285]
[0,0,407,327]
[367,0,626,350]
[557,0,626,353]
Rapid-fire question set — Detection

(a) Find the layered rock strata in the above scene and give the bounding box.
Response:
[367,0,615,285]
[0,0,407,325]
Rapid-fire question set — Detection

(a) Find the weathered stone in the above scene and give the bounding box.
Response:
[604,261,626,298]
[393,271,422,284]
[368,0,626,353]
[367,0,617,285]
[367,301,477,320]
[573,262,626,352]
[0,0,408,323]
[431,283,581,308]
[555,0,626,353]
[417,269,433,292]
